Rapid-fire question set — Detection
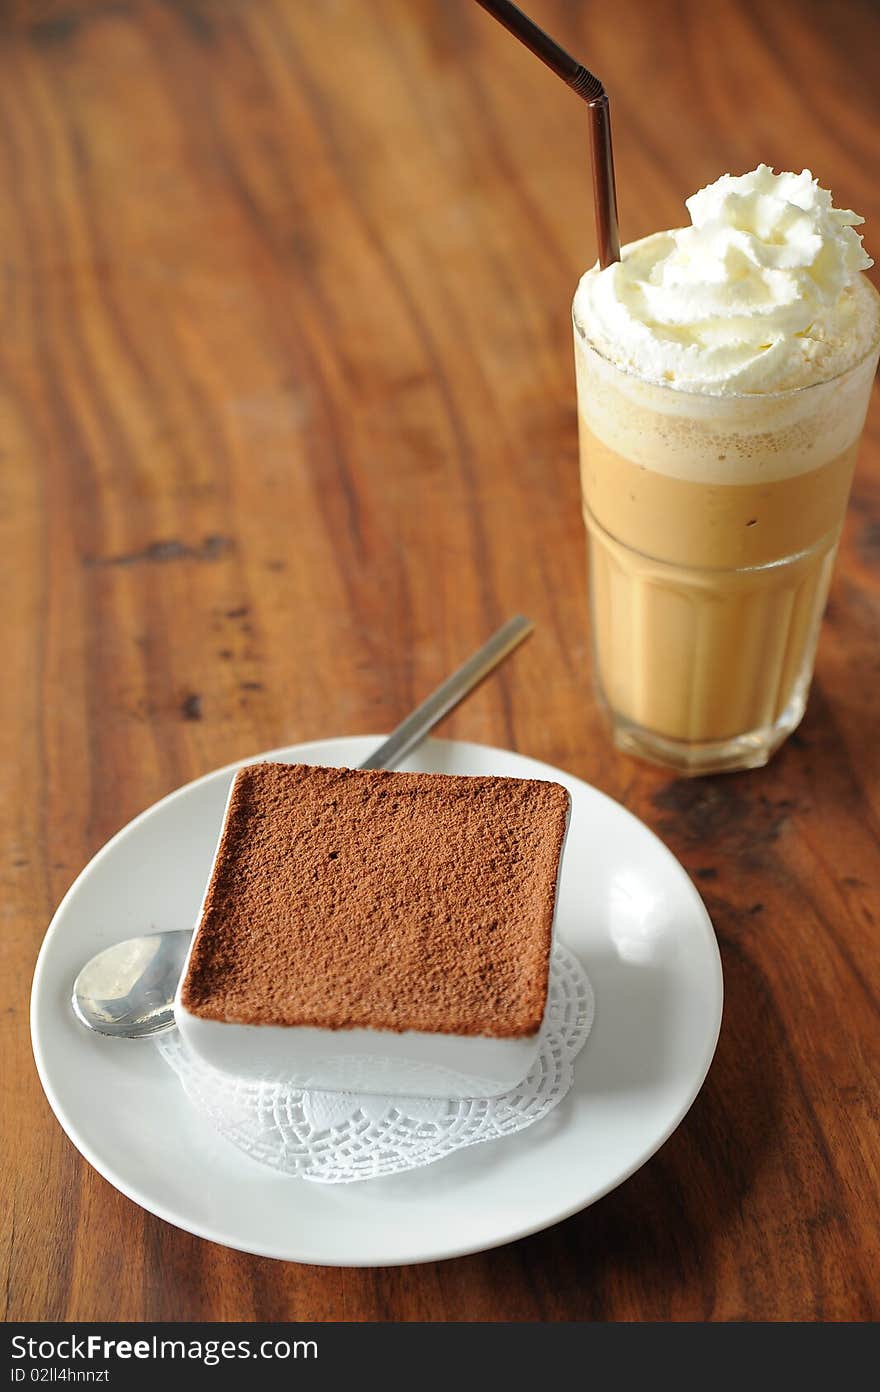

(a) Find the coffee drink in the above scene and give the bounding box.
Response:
[573,166,880,773]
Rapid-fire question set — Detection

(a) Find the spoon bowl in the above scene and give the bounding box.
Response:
[72,930,192,1038]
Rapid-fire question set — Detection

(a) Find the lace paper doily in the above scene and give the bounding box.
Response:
[157,945,593,1184]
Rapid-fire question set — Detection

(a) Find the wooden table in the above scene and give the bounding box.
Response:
[4,0,879,1322]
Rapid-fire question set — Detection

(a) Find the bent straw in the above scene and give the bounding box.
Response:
[473,0,621,267]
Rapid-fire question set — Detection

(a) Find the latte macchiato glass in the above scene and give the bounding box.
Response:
[573,294,880,774]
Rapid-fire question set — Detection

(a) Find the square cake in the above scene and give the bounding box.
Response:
[175,761,570,1096]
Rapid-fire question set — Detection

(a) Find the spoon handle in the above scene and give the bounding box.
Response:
[358,616,534,771]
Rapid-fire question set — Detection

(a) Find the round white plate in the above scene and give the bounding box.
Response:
[31,737,722,1266]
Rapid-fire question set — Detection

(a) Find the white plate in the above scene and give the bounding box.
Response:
[31,737,723,1267]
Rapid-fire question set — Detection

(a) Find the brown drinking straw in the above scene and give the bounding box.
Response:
[474,0,621,268]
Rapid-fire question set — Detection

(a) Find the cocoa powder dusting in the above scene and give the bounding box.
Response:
[180,762,569,1037]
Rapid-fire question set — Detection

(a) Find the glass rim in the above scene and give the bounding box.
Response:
[572,289,880,403]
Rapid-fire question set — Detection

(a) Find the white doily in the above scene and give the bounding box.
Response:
[156,945,593,1184]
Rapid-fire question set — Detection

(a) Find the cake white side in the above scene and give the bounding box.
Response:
[173,997,543,1098]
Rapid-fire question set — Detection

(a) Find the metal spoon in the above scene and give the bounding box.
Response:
[71,930,194,1038]
[72,615,534,1038]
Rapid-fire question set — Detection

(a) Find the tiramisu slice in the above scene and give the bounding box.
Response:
[175,761,570,1097]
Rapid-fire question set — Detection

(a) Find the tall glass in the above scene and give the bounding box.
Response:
[573,282,880,775]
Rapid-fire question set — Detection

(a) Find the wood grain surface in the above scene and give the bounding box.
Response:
[4,0,880,1322]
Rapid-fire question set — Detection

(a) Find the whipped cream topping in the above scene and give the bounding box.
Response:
[574,166,879,394]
